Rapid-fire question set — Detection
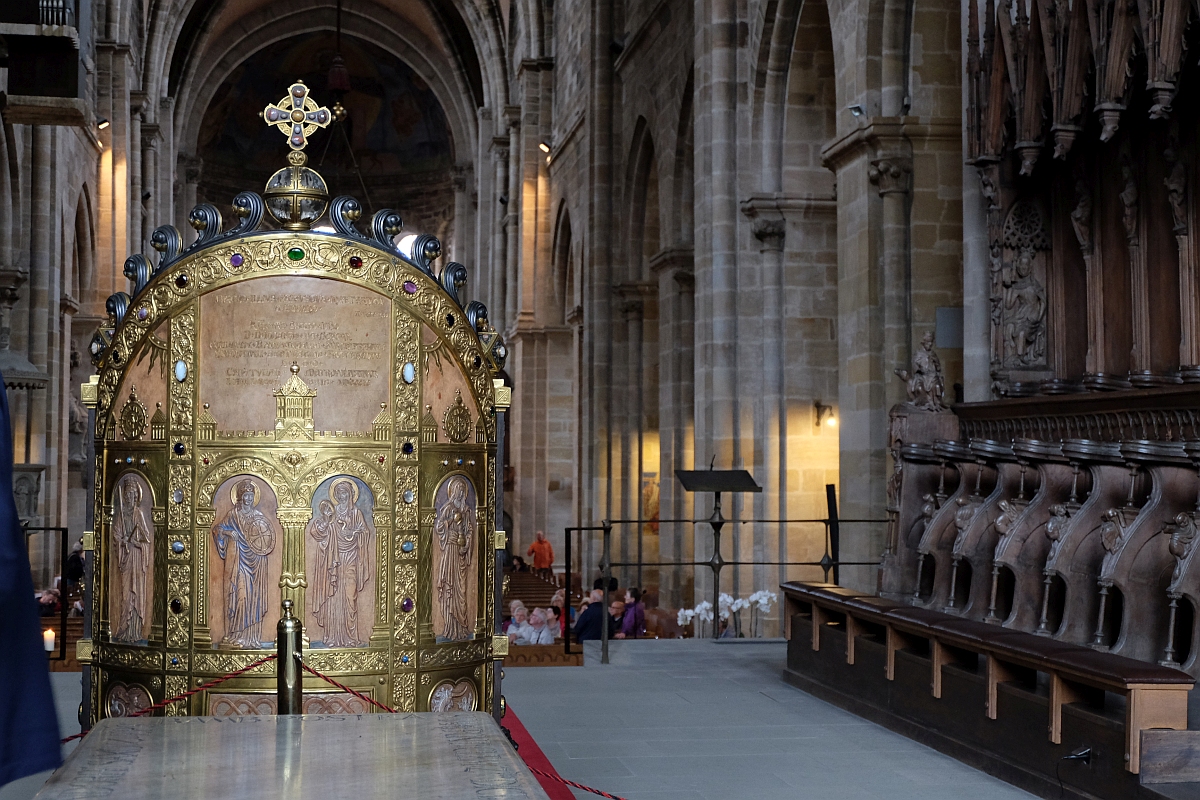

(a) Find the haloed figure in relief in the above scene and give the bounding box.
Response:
[112,474,153,642]
[434,475,476,641]
[212,479,276,648]
[309,477,374,647]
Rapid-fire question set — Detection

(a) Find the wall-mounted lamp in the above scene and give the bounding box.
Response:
[847,104,864,117]
[538,141,551,153]
[96,117,110,130]
[815,401,838,429]
[498,194,509,205]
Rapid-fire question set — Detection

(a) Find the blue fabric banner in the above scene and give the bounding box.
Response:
[0,372,62,786]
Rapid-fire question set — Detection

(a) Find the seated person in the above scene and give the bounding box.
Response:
[37,588,60,617]
[507,605,534,645]
[609,600,626,633]
[525,608,556,645]
[544,606,561,639]
[503,599,527,633]
[614,588,645,639]
[573,590,612,641]
[510,555,529,573]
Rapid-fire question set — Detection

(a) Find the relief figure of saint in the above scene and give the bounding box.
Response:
[112,474,153,642]
[435,475,476,641]
[309,478,374,647]
[212,478,276,648]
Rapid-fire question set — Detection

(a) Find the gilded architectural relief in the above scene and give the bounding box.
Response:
[429,678,477,712]
[199,276,390,436]
[421,323,481,440]
[110,473,154,643]
[105,682,152,717]
[208,692,372,716]
[305,475,377,647]
[432,474,478,642]
[209,475,283,648]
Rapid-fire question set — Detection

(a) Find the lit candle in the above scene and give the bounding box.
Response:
[44,629,55,652]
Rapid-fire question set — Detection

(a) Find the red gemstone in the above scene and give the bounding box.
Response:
[350,256,363,268]
[378,456,385,463]
[202,458,209,465]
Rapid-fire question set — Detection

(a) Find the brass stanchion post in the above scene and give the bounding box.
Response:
[277,600,303,714]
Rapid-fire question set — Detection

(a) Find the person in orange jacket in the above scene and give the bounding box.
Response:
[527,530,554,580]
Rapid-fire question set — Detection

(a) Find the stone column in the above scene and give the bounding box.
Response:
[129,95,144,258]
[141,121,160,255]
[751,216,785,592]
[450,165,471,271]
[505,108,521,333]
[870,153,914,385]
[30,126,52,466]
[490,138,510,331]
[619,289,645,587]
[1166,152,1199,379]
[708,0,739,471]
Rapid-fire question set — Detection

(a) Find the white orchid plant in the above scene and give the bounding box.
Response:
[680,590,779,638]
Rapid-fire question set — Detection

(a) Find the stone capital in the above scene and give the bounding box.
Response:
[869,157,912,196]
[750,218,786,251]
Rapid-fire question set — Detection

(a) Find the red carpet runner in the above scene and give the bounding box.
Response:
[504,707,577,800]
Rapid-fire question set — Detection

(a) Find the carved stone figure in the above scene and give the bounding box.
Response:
[434,475,476,641]
[112,474,153,642]
[1168,512,1197,584]
[308,477,375,647]
[895,331,947,411]
[1165,150,1188,234]
[13,474,38,520]
[1120,162,1139,245]
[1099,508,1125,555]
[1045,503,1070,563]
[994,499,1020,536]
[212,478,277,648]
[1069,180,1093,254]
[1002,249,1046,365]
[951,497,977,556]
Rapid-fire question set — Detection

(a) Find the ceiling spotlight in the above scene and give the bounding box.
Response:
[847,104,864,117]
[538,141,551,153]
[97,117,110,130]
[815,401,838,429]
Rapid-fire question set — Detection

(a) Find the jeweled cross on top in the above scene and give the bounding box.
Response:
[261,81,332,151]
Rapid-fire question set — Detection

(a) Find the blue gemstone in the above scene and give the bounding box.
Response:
[171,656,180,665]
[401,655,410,664]
[172,541,185,554]
[401,541,415,553]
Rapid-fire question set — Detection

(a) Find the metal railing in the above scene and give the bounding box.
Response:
[556,485,885,663]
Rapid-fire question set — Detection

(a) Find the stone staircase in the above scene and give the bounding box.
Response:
[503,571,559,617]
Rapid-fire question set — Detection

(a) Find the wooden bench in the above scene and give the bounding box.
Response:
[783,581,1194,774]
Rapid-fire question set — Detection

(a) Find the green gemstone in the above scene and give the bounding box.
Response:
[287,247,305,261]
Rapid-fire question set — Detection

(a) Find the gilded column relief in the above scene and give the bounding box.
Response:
[306,475,376,647]
[111,473,154,643]
[433,474,477,642]
[210,475,282,648]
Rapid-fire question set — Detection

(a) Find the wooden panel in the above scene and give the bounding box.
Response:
[1140,730,1200,784]
[1048,672,1084,744]
[985,654,1016,720]
[1126,685,1189,774]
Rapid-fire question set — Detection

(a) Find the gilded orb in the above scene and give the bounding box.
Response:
[263,151,329,231]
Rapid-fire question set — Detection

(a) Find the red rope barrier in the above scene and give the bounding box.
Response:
[60,654,278,744]
[296,656,398,714]
[526,766,630,800]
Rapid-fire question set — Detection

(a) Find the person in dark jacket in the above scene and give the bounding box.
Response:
[572,590,613,641]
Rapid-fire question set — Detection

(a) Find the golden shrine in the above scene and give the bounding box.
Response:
[80,81,510,722]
